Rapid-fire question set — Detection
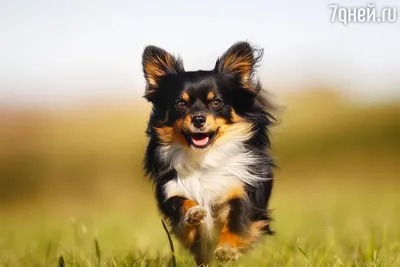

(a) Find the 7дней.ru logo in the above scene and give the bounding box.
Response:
[330,3,397,25]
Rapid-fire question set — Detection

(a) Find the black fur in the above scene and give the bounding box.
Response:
[142,41,276,261]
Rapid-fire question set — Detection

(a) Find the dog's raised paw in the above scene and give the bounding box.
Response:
[214,245,239,262]
[184,206,207,225]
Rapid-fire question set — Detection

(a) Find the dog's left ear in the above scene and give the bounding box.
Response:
[214,42,263,93]
[142,46,184,98]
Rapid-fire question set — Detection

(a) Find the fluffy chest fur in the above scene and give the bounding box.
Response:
[161,139,266,233]
[164,155,246,212]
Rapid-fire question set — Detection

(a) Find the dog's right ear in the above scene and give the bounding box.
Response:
[142,46,184,99]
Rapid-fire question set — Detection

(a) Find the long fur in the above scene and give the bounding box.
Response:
[142,41,277,265]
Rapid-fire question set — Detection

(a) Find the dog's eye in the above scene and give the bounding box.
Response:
[210,99,223,109]
[175,101,187,111]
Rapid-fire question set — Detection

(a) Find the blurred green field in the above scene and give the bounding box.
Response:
[0,90,399,266]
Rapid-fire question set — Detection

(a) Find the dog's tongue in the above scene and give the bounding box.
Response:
[191,134,209,147]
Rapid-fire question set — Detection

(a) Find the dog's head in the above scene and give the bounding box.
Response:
[142,42,272,151]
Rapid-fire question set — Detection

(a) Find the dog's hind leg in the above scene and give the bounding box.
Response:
[189,240,214,267]
[214,198,267,262]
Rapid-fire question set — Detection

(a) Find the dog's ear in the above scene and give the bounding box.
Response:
[142,46,184,98]
[214,42,263,93]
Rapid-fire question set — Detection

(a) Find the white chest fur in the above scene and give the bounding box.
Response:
[164,168,243,226]
[161,139,266,233]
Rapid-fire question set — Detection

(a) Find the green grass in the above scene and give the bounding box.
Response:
[0,92,399,266]
[1,179,399,267]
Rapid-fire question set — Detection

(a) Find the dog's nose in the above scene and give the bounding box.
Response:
[192,115,206,128]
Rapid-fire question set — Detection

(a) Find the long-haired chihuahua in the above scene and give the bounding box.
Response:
[142,41,275,265]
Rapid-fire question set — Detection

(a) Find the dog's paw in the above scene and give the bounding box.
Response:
[214,245,240,262]
[184,206,207,225]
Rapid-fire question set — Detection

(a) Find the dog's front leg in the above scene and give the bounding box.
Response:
[155,181,207,248]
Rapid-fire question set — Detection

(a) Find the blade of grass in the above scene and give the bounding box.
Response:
[94,238,101,267]
[161,219,176,267]
[0,257,8,267]
[58,255,65,267]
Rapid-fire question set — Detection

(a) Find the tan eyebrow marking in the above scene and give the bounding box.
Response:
[207,91,215,101]
[181,92,189,102]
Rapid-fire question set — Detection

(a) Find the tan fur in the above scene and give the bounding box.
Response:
[154,117,190,146]
[154,126,174,144]
[230,110,247,123]
[207,91,215,101]
[213,186,266,252]
[213,120,254,147]
[143,51,181,98]
[214,185,246,223]
[217,221,267,250]
[219,47,260,93]
[221,52,256,90]
[155,113,254,160]
[144,54,175,87]
[181,199,197,214]
[175,225,197,248]
[174,199,199,247]
[181,92,190,102]
[222,53,252,79]
[155,109,253,149]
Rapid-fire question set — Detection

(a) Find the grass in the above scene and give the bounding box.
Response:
[0,178,399,267]
[0,90,399,266]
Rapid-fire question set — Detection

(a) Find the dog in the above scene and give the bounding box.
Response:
[142,41,275,265]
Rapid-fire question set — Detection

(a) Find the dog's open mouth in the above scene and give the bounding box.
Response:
[183,131,217,149]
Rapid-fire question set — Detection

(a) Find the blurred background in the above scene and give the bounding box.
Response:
[0,0,399,265]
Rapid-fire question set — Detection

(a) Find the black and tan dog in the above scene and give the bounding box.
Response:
[142,42,275,265]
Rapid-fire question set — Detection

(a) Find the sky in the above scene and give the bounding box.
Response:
[0,0,399,107]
